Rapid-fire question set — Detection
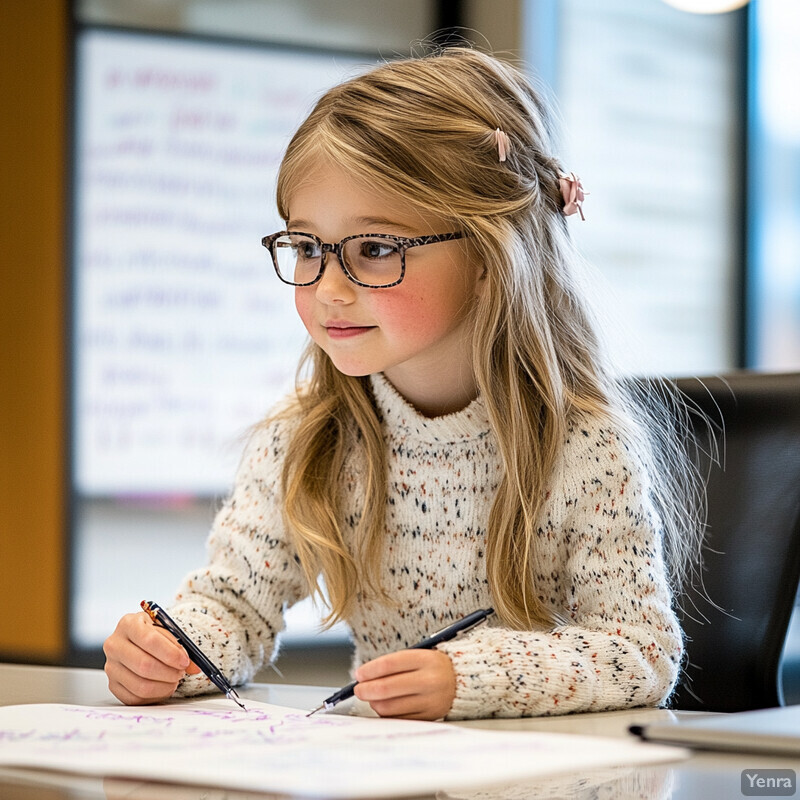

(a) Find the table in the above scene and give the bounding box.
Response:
[0,663,797,799]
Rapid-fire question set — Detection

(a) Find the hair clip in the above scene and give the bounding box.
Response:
[559,172,588,221]
[494,128,510,163]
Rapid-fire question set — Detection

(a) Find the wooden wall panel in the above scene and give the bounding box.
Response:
[0,0,68,660]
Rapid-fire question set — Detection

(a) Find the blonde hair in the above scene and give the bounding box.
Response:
[270,47,703,629]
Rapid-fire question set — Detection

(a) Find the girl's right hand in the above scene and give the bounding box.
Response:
[103,611,200,705]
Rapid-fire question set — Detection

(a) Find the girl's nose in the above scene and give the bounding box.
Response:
[314,252,357,304]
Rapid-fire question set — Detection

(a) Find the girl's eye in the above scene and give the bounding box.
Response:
[359,240,399,260]
[295,240,321,260]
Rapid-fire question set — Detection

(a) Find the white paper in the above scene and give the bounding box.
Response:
[0,699,687,798]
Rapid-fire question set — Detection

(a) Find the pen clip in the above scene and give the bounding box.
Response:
[140,600,159,624]
[141,600,177,639]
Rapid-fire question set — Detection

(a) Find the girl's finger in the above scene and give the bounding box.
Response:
[106,660,179,704]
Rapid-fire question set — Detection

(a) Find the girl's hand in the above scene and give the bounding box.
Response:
[353,648,456,720]
[103,612,200,705]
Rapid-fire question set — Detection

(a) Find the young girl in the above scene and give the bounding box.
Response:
[104,47,702,721]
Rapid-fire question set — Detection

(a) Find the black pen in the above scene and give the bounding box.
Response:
[140,600,247,711]
[307,607,495,716]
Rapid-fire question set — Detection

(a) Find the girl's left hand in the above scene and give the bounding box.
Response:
[352,648,456,720]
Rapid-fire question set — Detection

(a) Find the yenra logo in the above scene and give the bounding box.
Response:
[741,769,796,796]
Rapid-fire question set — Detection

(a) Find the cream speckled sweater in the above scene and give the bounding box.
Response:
[170,373,682,719]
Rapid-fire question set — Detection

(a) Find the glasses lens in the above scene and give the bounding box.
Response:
[342,236,403,287]
[272,234,322,285]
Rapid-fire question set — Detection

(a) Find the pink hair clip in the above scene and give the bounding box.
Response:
[559,172,588,221]
[494,128,510,162]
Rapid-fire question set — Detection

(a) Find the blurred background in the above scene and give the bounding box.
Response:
[1,0,798,686]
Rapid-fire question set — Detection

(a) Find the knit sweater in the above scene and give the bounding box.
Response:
[170,373,682,719]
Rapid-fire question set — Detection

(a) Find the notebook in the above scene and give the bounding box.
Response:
[630,705,800,756]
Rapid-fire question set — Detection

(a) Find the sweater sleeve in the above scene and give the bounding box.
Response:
[438,423,683,719]
[168,415,309,697]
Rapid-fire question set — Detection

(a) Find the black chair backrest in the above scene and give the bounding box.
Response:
[669,372,800,711]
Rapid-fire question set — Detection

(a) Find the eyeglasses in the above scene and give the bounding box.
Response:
[261,230,466,289]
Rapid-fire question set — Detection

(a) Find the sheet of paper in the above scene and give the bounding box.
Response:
[0,699,687,798]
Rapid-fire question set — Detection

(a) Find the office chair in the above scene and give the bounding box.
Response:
[665,372,800,712]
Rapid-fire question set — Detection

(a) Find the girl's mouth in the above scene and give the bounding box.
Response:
[324,323,374,339]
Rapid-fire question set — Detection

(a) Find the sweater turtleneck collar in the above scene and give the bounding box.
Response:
[369,373,491,445]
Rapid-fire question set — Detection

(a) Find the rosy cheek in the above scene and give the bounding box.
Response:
[369,289,441,339]
[294,288,315,334]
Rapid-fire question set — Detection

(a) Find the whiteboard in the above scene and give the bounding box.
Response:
[71,28,370,495]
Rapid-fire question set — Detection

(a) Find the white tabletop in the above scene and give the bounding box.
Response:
[0,663,798,799]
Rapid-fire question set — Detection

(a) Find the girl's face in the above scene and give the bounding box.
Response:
[286,162,484,416]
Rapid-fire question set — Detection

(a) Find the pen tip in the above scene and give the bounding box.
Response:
[306,705,323,717]
[227,690,247,712]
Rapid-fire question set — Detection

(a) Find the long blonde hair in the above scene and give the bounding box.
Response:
[270,47,703,629]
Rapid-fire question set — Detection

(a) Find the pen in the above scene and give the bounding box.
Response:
[307,607,495,716]
[140,600,247,711]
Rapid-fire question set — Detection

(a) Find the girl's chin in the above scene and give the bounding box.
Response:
[322,353,376,378]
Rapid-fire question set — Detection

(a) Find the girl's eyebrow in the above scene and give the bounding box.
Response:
[353,216,420,234]
[286,217,421,236]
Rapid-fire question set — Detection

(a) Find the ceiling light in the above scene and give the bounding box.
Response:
[661,0,749,12]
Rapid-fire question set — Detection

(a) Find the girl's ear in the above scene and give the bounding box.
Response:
[461,240,486,297]
[476,263,488,295]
